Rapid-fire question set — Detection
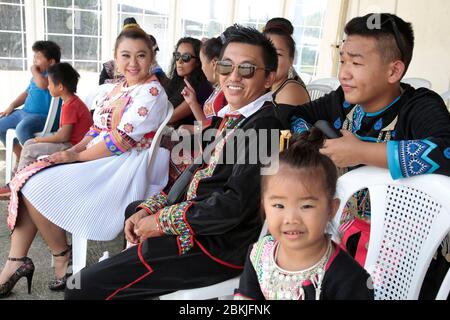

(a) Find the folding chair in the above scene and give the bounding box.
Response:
[306,84,334,101]
[71,101,174,274]
[402,77,432,89]
[5,97,61,183]
[309,77,340,90]
[440,90,450,110]
[333,166,450,300]
[159,221,269,300]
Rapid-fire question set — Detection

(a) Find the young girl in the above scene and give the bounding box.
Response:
[235,128,373,300]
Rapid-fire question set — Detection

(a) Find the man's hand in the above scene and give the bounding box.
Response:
[47,149,80,164]
[124,209,149,244]
[319,130,365,168]
[134,215,164,242]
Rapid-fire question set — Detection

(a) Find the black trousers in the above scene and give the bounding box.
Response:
[65,201,242,300]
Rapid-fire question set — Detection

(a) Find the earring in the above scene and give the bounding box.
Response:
[288,66,294,79]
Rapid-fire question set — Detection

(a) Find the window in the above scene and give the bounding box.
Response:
[117,0,170,71]
[235,0,280,31]
[0,0,27,71]
[290,0,328,77]
[180,0,228,39]
[44,0,102,72]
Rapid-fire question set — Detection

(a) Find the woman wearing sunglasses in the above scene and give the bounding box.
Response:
[180,36,228,133]
[166,37,213,128]
[263,18,310,106]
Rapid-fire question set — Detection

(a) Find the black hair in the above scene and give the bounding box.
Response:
[219,24,278,75]
[47,62,80,94]
[114,27,155,60]
[262,128,338,201]
[32,41,61,63]
[123,17,138,27]
[344,13,414,75]
[201,37,223,62]
[263,18,296,59]
[148,34,159,52]
[167,37,207,106]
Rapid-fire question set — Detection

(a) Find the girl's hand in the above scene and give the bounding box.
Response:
[181,78,198,107]
[48,149,80,164]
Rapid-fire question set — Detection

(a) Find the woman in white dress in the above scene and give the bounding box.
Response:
[0,26,170,297]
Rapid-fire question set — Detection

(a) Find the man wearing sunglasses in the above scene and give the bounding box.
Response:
[65,25,289,300]
[279,13,450,299]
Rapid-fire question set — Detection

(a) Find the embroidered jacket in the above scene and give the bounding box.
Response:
[138,99,286,267]
[279,84,450,179]
[234,236,373,300]
[86,77,169,155]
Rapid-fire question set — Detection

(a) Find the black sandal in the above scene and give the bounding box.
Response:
[48,246,72,291]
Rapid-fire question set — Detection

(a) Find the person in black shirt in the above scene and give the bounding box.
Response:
[277,13,450,299]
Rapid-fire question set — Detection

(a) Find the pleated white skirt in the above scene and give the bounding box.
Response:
[21,147,169,241]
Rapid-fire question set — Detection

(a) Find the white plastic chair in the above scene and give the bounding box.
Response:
[71,101,174,275]
[440,90,450,110]
[310,77,340,90]
[402,77,432,89]
[82,83,115,111]
[159,221,269,300]
[333,166,450,300]
[306,84,334,101]
[5,97,61,183]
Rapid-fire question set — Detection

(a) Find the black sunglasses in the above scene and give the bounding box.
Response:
[216,60,268,79]
[173,52,197,63]
[380,15,406,61]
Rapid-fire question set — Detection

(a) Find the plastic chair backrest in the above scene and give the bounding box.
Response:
[402,77,432,89]
[310,77,340,90]
[147,100,173,168]
[39,97,61,136]
[333,166,450,300]
[83,83,115,111]
[306,84,334,101]
[440,90,450,110]
[159,219,269,300]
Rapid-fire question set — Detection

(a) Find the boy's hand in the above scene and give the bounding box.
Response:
[0,105,15,117]
[30,65,41,74]
[319,130,364,168]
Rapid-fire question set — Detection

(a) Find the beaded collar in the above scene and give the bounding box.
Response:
[264,238,333,300]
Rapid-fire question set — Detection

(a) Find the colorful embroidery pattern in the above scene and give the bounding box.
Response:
[139,192,168,215]
[138,106,149,117]
[158,202,194,255]
[149,87,159,97]
[352,105,365,132]
[104,133,124,156]
[399,140,440,177]
[123,123,134,134]
[85,127,100,138]
[291,117,311,134]
[187,116,241,200]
